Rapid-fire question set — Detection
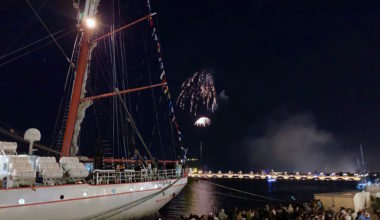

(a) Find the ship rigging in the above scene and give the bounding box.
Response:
[0,0,188,219]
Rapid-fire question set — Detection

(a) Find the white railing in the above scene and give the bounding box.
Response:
[92,168,183,185]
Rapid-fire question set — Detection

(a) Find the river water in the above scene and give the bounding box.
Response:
[159,178,357,218]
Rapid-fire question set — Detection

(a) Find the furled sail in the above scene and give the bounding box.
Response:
[71,100,92,156]
[70,44,95,156]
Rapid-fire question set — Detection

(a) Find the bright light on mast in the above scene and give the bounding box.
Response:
[85,18,96,29]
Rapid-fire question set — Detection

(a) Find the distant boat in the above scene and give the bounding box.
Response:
[267,175,277,183]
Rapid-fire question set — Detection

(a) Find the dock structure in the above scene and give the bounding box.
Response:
[188,170,362,181]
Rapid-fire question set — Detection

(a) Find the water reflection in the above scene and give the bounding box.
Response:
[267,181,272,193]
[160,178,357,219]
[188,179,218,215]
[160,179,218,217]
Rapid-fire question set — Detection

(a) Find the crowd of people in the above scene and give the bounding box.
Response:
[177,200,378,220]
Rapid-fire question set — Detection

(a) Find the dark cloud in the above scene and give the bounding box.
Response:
[245,113,356,172]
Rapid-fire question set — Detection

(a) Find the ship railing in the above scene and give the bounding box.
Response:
[92,168,183,185]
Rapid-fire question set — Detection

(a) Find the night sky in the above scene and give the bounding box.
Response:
[0,1,379,172]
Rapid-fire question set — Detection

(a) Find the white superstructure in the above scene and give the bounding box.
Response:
[0,141,188,219]
[0,177,187,220]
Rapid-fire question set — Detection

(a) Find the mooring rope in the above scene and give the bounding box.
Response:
[201,179,283,202]
[189,185,267,203]
[213,191,268,203]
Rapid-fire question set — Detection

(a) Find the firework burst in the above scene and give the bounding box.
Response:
[194,116,211,127]
[176,71,217,116]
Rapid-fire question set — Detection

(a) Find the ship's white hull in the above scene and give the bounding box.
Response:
[0,177,187,219]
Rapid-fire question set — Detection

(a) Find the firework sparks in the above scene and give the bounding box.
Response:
[176,71,217,116]
[194,116,211,127]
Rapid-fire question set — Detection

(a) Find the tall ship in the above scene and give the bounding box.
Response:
[0,0,187,219]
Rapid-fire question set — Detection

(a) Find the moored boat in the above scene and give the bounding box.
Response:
[0,0,187,219]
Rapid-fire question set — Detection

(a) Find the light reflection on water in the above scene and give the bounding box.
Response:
[159,178,357,218]
[161,179,219,217]
[186,179,218,215]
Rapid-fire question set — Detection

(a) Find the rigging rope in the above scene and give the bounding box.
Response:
[0,28,75,68]
[25,0,71,63]
[144,22,165,160]
[0,28,67,61]
[117,2,131,158]
[111,4,117,157]
[146,0,186,159]
[4,0,50,54]
[115,88,154,161]
[50,32,80,147]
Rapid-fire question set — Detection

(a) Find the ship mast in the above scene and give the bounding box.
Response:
[60,0,161,157]
[60,0,99,157]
